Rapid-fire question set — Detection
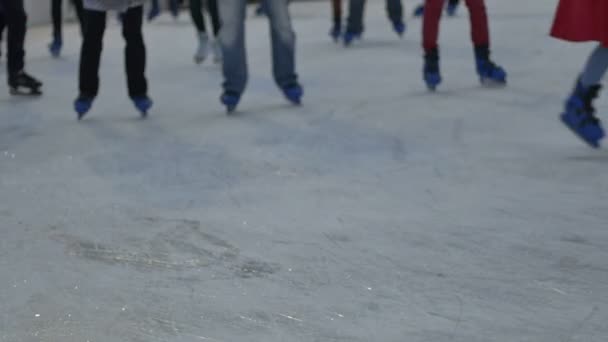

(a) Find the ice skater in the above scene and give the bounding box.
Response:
[413,0,460,18]
[422,0,506,90]
[551,0,608,148]
[218,0,303,113]
[49,0,84,57]
[339,0,406,46]
[75,0,152,119]
[0,0,43,95]
[190,0,221,64]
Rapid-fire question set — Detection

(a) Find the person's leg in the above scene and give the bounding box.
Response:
[71,0,84,35]
[386,0,403,25]
[51,0,62,40]
[463,0,489,50]
[3,0,27,77]
[0,10,5,55]
[581,45,608,87]
[190,0,206,32]
[207,0,221,37]
[332,0,342,25]
[422,0,444,53]
[78,9,106,98]
[218,0,247,95]
[122,5,148,98]
[346,0,365,34]
[266,0,299,90]
[148,0,160,21]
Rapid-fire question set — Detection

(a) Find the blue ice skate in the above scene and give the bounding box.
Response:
[282,83,304,105]
[476,58,507,86]
[330,23,342,42]
[147,5,160,21]
[343,31,362,47]
[74,96,94,120]
[423,50,441,91]
[560,82,604,148]
[221,91,241,114]
[48,37,62,58]
[446,2,458,16]
[413,5,424,17]
[132,96,153,118]
[392,21,406,37]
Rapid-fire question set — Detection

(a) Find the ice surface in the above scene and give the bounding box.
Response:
[1,1,608,341]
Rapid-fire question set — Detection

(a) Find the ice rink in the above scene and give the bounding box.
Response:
[1,0,608,341]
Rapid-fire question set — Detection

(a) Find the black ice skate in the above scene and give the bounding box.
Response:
[9,71,43,96]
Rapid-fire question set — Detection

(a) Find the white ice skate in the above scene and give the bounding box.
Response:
[212,40,223,64]
[194,32,209,64]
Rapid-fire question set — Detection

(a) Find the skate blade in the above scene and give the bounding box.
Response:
[10,87,42,96]
[480,78,507,88]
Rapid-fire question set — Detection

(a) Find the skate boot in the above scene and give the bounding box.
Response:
[74,95,94,120]
[132,96,153,118]
[48,36,63,58]
[560,81,604,148]
[330,20,342,42]
[343,30,362,47]
[446,2,458,16]
[282,83,304,105]
[169,0,180,18]
[220,91,241,114]
[147,4,160,21]
[423,49,442,91]
[9,71,43,96]
[475,45,507,86]
[212,40,223,64]
[194,32,209,64]
[413,5,424,17]
[392,21,406,37]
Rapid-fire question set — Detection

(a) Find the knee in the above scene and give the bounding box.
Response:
[219,20,243,47]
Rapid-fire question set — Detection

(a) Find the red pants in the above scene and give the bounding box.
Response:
[422,0,490,52]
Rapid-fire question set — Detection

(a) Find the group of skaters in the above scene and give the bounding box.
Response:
[0,0,606,148]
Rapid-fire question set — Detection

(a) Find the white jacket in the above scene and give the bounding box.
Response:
[83,0,146,12]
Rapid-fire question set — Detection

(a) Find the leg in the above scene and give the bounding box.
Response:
[51,0,62,40]
[2,0,27,77]
[121,5,148,98]
[422,0,444,53]
[346,0,365,34]
[386,0,403,25]
[0,10,5,48]
[207,0,221,37]
[463,0,489,50]
[266,0,299,89]
[71,0,84,35]
[580,45,608,87]
[332,0,342,25]
[218,0,248,95]
[189,0,206,33]
[78,9,106,97]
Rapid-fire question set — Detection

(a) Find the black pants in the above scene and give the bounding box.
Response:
[0,0,27,77]
[52,0,84,39]
[190,0,220,36]
[79,6,147,98]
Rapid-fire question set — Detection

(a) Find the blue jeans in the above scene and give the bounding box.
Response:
[218,0,298,94]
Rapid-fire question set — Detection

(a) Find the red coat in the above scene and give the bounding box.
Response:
[550,0,608,47]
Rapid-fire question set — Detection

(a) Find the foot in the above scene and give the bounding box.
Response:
[343,31,362,47]
[330,22,342,42]
[282,83,304,105]
[147,5,160,21]
[132,96,153,118]
[74,95,94,120]
[423,49,441,91]
[194,32,210,64]
[446,3,458,16]
[560,82,604,148]
[476,58,507,86]
[392,21,406,37]
[413,5,424,17]
[220,91,241,113]
[48,37,63,58]
[169,0,180,18]
[9,71,43,96]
